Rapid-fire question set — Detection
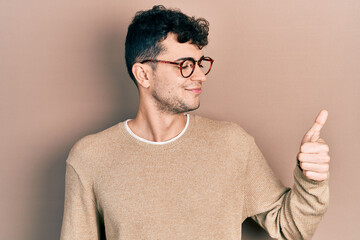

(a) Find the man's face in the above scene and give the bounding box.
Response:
[149,33,207,114]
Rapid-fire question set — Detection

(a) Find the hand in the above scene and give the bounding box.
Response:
[297,110,330,182]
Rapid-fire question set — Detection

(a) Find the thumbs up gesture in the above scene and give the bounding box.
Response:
[297,110,330,182]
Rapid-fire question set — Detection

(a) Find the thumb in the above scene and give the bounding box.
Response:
[302,110,328,143]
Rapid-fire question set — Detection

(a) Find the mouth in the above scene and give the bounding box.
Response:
[185,87,202,94]
[186,88,202,94]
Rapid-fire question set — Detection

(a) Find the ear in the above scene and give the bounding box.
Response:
[132,63,152,88]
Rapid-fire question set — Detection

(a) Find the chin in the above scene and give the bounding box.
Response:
[184,102,201,113]
[170,101,199,114]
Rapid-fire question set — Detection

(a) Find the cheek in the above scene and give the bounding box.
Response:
[154,72,186,95]
[155,81,176,96]
[165,80,185,95]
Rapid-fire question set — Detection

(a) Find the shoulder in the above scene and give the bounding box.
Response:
[192,114,254,143]
[66,123,122,167]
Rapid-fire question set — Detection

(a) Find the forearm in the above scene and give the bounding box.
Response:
[252,166,329,239]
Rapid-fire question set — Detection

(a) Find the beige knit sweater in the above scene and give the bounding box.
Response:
[60,114,329,240]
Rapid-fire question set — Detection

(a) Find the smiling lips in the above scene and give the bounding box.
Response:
[185,87,202,94]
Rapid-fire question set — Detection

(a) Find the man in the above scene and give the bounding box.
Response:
[60,5,330,240]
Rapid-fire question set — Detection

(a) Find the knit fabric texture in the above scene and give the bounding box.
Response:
[60,114,329,240]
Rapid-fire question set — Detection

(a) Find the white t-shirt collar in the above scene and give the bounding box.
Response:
[124,114,190,145]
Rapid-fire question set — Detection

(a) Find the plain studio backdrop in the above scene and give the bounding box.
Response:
[1,1,359,239]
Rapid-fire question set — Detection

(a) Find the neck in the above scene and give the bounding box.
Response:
[127,105,188,142]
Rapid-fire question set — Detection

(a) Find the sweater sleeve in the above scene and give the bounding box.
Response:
[60,161,102,240]
[244,137,329,239]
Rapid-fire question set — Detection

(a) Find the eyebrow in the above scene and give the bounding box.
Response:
[174,55,205,62]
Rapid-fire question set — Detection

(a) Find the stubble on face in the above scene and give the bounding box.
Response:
[151,83,200,114]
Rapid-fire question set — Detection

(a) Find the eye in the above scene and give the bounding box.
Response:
[182,60,194,69]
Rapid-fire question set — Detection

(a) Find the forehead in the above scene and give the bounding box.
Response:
[158,33,203,60]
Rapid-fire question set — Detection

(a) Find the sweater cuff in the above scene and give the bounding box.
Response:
[294,165,329,188]
[293,165,330,212]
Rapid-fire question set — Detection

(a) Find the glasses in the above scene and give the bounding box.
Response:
[141,56,214,78]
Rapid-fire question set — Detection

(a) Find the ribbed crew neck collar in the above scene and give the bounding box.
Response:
[119,114,195,149]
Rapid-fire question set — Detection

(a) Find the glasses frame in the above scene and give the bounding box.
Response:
[140,56,214,78]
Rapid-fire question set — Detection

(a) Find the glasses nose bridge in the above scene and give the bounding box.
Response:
[195,59,203,69]
[192,59,202,73]
[190,59,206,80]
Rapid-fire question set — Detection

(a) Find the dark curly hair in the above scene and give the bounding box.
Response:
[125,5,210,87]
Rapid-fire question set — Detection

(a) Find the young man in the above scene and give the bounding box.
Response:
[60,5,330,240]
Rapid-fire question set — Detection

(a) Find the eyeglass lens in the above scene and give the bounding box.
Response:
[181,59,212,77]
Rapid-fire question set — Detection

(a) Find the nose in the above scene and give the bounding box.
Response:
[190,64,207,82]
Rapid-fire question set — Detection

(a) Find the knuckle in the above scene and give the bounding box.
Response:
[300,145,307,153]
[304,170,312,178]
[300,162,306,169]
[300,146,304,153]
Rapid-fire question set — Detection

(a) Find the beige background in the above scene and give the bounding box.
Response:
[1,0,359,239]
